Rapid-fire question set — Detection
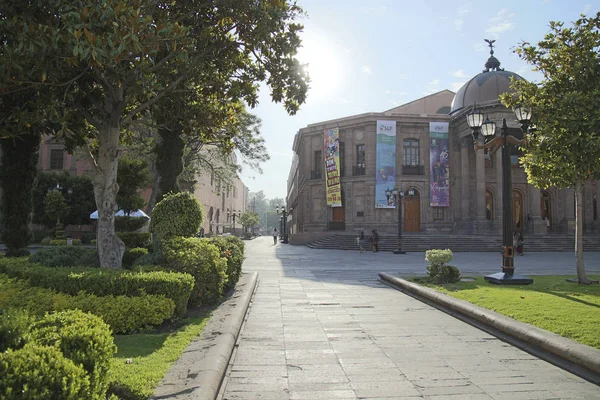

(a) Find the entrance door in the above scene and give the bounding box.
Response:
[512,190,523,232]
[332,206,345,221]
[404,191,420,232]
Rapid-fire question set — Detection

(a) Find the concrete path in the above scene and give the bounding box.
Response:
[218,238,600,400]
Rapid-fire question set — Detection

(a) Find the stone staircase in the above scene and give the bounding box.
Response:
[306,233,600,252]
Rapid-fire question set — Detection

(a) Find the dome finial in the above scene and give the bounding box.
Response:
[483,39,504,72]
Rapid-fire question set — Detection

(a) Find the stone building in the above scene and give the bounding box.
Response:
[287,51,600,244]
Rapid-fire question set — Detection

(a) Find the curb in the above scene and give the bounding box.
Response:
[379,272,600,380]
[151,271,259,400]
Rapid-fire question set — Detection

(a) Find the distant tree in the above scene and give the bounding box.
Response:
[501,12,600,284]
[44,190,69,226]
[240,211,260,234]
[117,157,152,215]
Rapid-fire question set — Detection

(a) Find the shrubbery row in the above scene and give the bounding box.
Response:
[0,258,193,316]
[0,274,175,333]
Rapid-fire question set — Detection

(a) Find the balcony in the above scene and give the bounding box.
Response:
[310,170,322,180]
[402,165,424,175]
[352,165,366,176]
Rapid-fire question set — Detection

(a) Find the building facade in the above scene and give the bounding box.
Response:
[287,53,600,241]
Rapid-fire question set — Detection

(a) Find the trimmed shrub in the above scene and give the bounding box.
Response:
[115,216,149,232]
[151,192,204,238]
[123,247,149,267]
[425,249,460,284]
[0,343,91,399]
[0,274,175,333]
[31,310,116,399]
[0,308,33,352]
[0,258,193,317]
[49,239,82,246]
[116,232,151,249]
[32,230,51,244]
[132,251,160,267]
[81,232,97,245]
[30,246,99,268]
[163,236,227,306]
[208,236,245,292]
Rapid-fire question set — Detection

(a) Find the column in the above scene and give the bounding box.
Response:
[460,138,470,220]
[528,185,544,234]
[475,143,486,220]
[495,150,503,231]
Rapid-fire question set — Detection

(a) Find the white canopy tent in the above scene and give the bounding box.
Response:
[89,209,150,220]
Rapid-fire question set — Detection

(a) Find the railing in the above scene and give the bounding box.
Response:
[402,165,424,175]
[310,170,322,180]
[352,166,366,176]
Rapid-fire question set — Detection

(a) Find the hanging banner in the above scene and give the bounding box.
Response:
[429,122,450,207]
[323,128,342,207]
[375,120,396,208]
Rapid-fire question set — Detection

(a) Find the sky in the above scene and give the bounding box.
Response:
[240,0,599,200]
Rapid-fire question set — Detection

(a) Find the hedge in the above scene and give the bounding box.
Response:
[0,258,193,316]
[207,236,245,292]
[123,247,149,267]
[0,274,175,334]
[29,246,99,268]
[163,236,227,306]
[116,232,151,249]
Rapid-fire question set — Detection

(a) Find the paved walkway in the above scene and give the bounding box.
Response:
[218,238,600,399]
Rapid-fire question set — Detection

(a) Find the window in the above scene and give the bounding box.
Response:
[403,139,419,166]
[50,149,64,170]
[233,187,236,198]
[211,172,214,186]
[356,145,365,168]
[339,142,345,177]
[312,150,322,179]
[432,207,444,220]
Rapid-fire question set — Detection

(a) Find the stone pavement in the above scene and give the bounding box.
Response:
[217,238,600,400]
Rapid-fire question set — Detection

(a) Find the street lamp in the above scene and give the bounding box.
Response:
[466,105,535,285]
[276,205,292,244]
[385,186,415,254]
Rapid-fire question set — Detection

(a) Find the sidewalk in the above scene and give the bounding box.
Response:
[218,238,600,399]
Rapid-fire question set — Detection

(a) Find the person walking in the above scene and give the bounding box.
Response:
[357,230,365,253]
[272,228,278,245]
[371,229,379,252]
[517,233,524,256]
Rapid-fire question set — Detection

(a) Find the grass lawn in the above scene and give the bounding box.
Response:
[418,275,600,350]
[108,311,211,400]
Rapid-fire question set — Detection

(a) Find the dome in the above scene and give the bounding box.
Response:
[450,41,525,114]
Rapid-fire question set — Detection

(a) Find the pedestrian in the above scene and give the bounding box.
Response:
[371,229,379,252]
[517,233,524,256]
[357,230,365,253]
[272,227,278,245]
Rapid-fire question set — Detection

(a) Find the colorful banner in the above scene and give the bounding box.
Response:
[429,122,450,207]
[375,120,397,208]
[324,128,342,207]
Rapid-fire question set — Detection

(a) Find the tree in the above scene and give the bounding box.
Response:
[501,12,600,284]
[240,211,260,235]
[44,190,69,227]
[1,1,308,268]
[117,157,151,214]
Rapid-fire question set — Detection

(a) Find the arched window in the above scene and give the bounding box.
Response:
[486,190,494,220]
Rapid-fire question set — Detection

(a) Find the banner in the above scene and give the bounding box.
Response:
[323,128,342,207]
[429,122,450,207]
[375,120,396,208]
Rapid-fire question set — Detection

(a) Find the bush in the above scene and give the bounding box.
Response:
[32,230,51,244]
[5,248,30,257]
[0,308,33,352]
[425,249,460,284]
[81,232,97,245]
[115,216,149,232]
[30,246,99,268]
[0,275,176,334]
[0,258,193,317]
[31,310,116,399]
[116,232,151,249]
[163,236,227,306]
[151,192,204,238]
[208,236,245,292]
[0,343,91,399]
[132,251,160,267]
[123,247,149,267]
[49,239,82,246]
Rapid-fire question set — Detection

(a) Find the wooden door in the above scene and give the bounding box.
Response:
[332,206,345,221]
[404,193,420,232]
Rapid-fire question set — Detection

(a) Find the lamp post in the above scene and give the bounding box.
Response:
[385,186,415,254]
[466,105,534,285]
[276,205,292,244]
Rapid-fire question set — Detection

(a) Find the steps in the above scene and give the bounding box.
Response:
[306,233,600,252]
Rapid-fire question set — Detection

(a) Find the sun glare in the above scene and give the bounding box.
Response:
[297,32,344,100]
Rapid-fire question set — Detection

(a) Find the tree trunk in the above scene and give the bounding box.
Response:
[146,159,161,214]
[94,123,125,268]
[574,180,589,284]
[155,126,184,202]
